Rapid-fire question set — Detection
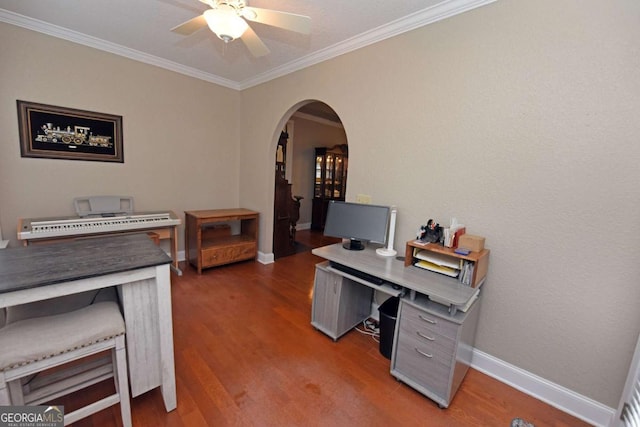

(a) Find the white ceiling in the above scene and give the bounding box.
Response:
[0,0,494,90]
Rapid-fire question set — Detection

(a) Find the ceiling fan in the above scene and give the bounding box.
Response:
[171,0,311,57]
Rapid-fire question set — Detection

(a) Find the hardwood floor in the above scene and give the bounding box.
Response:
[63,230,589,426]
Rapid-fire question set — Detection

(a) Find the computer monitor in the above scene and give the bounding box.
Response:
[323,201,390,250]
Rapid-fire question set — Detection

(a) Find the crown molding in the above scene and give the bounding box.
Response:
[0,9,242,90]
[292,112,343,128]
[0,0,495,91]
[236,0,496,89]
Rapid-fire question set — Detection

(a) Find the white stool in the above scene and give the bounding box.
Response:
[0,301,132,427]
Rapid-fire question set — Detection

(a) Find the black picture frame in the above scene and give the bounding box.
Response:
[17,100,124,163]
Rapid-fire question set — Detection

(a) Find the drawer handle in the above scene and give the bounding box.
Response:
[415,348,433,359]
[416,331,435,341]
[418,314,437,325]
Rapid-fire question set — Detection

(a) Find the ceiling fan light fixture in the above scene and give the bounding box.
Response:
[204,7,248,42]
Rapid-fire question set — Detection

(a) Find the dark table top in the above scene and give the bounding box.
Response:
[0,234,171,294]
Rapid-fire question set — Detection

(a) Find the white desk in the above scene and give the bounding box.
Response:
[0,234,177,412]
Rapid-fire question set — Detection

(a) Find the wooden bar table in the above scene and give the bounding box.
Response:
[0,234,177,412]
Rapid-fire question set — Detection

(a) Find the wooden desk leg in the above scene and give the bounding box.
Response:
[156,264,177,411]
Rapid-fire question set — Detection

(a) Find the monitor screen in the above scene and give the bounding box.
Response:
[323,201,390,250]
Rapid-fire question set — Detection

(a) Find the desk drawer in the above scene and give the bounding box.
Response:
[392,301,460,401]
[397,310,456,372]
[400,303,458,340]
[394,331,453,398]
[398,320,456,355]
[201,242,256,267]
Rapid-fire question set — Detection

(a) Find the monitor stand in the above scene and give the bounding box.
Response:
[343,239,365,251]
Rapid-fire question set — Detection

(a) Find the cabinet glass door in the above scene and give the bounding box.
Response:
[324,154,334,198]
[334,155,344,199]
[314,155,324,198]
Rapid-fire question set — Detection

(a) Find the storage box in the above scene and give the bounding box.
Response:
[458,234,485,252]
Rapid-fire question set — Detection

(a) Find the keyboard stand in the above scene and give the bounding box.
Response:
[327,262,404,297]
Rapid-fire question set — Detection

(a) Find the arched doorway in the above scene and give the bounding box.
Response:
[272,101,347,259]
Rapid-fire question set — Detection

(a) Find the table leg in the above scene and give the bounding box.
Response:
[156,264,177,411]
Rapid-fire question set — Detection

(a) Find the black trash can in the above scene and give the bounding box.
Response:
[378,296,399,359]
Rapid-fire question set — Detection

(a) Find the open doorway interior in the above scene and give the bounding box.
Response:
[272,101,347,259]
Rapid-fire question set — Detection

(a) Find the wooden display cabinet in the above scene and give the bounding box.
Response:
[311,145,348,230]
[404,240,489,288]
[185,209,259,274]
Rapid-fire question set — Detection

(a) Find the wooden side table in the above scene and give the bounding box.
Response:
[184,209,259,274]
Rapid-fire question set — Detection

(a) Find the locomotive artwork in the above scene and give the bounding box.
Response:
[35,123,113,147]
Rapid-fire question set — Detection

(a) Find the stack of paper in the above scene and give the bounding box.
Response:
[414,260,459,277]
[414,249,460,269]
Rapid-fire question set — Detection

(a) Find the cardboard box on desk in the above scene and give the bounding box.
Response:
[458,234,485,252]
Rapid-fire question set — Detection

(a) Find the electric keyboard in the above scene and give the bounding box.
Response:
[18,212,181,240]
[329,261,386,286]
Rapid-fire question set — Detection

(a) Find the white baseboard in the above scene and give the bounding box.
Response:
[258,251,274,264]
[297,222,311,230]
[471,349,615,427]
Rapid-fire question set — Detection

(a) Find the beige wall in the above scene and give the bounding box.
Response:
[1,0,639,412]
[239,0,640,408]
[0,23,241,251]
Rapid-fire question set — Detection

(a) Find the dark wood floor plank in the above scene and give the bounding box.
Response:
[50,230,588,426]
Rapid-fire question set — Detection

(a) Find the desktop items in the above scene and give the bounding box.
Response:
[376,206,397,257]
[417,218,469,249]
[405,240,490,288]
[443,217,466,248]
[417,219,443,243]
[323,201,390,250]
[458,234,485,252]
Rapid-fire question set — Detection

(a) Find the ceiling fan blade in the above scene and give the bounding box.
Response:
[241,26,270,57]
[242,7,311,34]
[170,14,207,36]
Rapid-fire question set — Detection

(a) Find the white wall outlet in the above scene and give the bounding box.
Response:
[356,194,372,204]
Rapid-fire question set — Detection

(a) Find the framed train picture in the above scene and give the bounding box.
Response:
[17,100,123,163]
